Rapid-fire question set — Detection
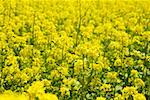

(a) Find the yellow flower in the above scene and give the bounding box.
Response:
[133,93,146,100]
[131,70,139,77]
[42,79,51,87]
[50,70,60,79]
[96,97,106,100]
[60,86,70,96]
[134,78,145,88]
[5,55,18,66]
[124,57,134,67]
[114,94,124,100]
[93,63,102,71]
[0,91,28,100]
[61,67,69,76]
[74,60,83,74]
[108,41,121,50]
[114,58,122,67]
[106,72,117,79]
[27,81,45,95]
[20,72,29,83]
[37,93,58,100]
[100,84,111,92]
[106,72,119,83]
[122,86,138,98]
[141,31,150,41]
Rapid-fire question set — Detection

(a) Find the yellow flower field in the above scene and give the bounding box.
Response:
[0,0,149,100]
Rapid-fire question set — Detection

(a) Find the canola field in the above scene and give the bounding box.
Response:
[0,0,150,100]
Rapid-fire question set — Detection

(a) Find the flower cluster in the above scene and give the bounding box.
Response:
[0,0,149,100]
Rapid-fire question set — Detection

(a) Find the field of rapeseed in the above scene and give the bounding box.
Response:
[0,0,150,100]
